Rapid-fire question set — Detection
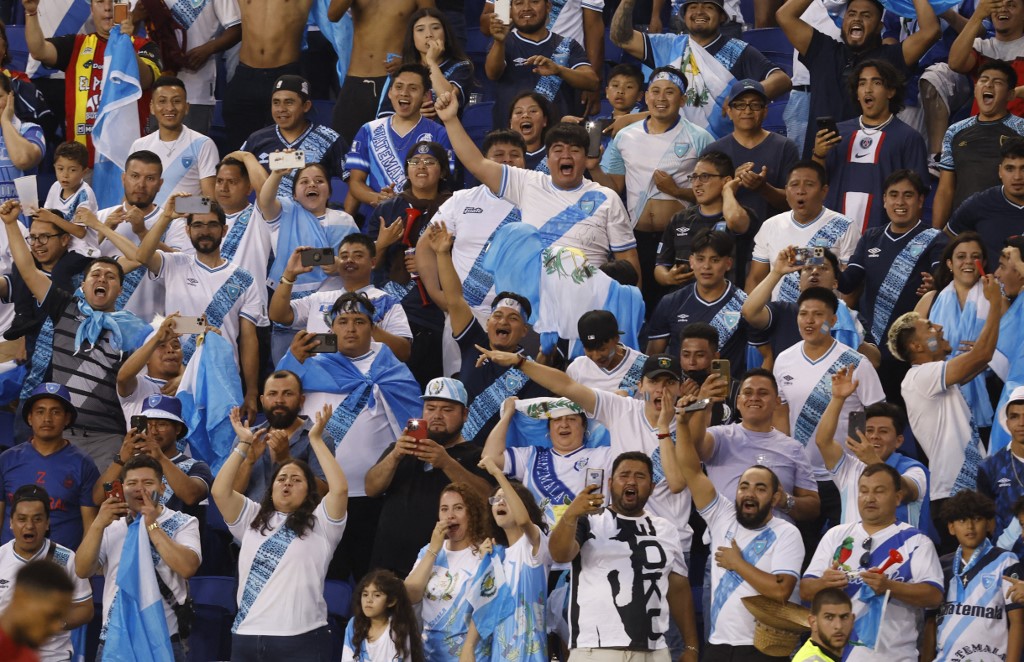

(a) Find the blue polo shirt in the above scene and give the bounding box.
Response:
[947,185,1024,265]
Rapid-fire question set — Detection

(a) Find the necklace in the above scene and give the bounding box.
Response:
[858,114,894,136]
[160,131,183,156]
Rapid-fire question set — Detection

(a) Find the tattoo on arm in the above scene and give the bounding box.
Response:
[611,0,638,45]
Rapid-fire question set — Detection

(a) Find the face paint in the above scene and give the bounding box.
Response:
[926,337,939,352]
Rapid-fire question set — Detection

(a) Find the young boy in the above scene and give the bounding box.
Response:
[42,141,99,257]
[932,490,1023,662]
[603,63,644,119]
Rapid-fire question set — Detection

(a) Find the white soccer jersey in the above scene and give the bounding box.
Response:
[0,539,92,662]
[804,521,943,662]
[153,252,267,362]
[223,205,272,289]
[433,184,518,316]
[163,0,241,105]
[752,207,861,300]
[300,343,406,497]
[566,346,647,394]
[601,117,713,223]
[0,220,27,334]
[290,285,412,339]
[831,453,927,527]
[774,340,885,479]
[131,126,219,206]
[589,389,692,551]
[228,497,345,636]
[700,495,804,646]
[44,180,100,257]
[118,374,166,423]
[98,508,201,636]
[97,203,184,256]
[902,362,982,500]
[504,444,613,526]
[498,165,637,267]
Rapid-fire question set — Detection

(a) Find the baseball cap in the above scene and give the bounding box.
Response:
[22,382,77,427]
[728,79,768,103]
[681,0,727,14]
[140,395,190,440]
[421,377,469,407]
[273,75,311,102]
[999,386,1024,435]
[642,354,683,380]
[578,310,622,349]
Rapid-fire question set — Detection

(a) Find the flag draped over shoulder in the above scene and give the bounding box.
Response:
[506,397,610,449]
[92,28,142,209]
[680,38,734,139]
[176,331,243,473]
[102,519,174,662]
[468,547,515,640]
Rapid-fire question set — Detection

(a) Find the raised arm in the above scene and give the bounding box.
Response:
[309,404,349,520]
[484,15,509,80]
[948,0,989,73]
[21,0,58,67]
[257,169,287,221]
[434,92,503,194]
[814,365,856,471]
[741,247,799,328]
[901,0,942,67]
[117,315,180,397]
[0,93,41,170]
[475,345,598,415]
[404,520,449,603]
[135,194,189,274]
[610,0,647,58]
[74,497,128,578]
[672,395,718,511]
[775,0,816,56]
[480,455,541,553]
[211,407,259,525]
[425,221,474,335]
[226,150,269,200]
[721,178,751,235]
[480,397,518,471]
[548,485,602,563]
[327,0,354,22]
[0,200,52,304]
[945,274,1003,386]
[415,229,448,311]
[35,208,85,240]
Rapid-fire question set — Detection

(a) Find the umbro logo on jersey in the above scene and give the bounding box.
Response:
[186,278,199,287]
[781,375,794,384]
[998,477,1013,489]
[868,248,881,258]
[513,58,531,66]
[676,313,689,323]
[463,207,483,214]
[676,227,690,237]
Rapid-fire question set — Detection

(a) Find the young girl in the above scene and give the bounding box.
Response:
[461,457,551,662]
[342,570,424,662]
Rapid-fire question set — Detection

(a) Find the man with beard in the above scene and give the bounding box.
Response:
[133,194,267,422]
[229,370,328,501]
[365,377,493,576]
[792,589,855,662]
[674,394,804,662]
[801,464,942,660]
[0,560,75,662]
[549,451,696,662]
[776,0,941,158]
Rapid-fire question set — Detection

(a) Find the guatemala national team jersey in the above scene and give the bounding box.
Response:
[566,345,648,394]
[648,281,748,367]
[346,116,453,194]
[700,495,804,646]
[823,116,929,232]
[492,29,591,125]
[774,340,885,479]
[804,521,943,661]
[935,544,1022,662]
[497,165,636,267]
[44,180,100,257]
[938,114,1024,210]
[504,445,613,527]
[223,205,272,290]
[601,117,712,223]
[0,118,44,200]
[830,452,927,527]
[242,123,348,199]
[131,125,220,206]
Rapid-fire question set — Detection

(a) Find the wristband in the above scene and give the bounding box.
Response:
[237,440,252,446]
[655,432,672,440]
[25,11,37,16]
[812,152,827,159]
[147,521,161,532]
[233,447,248,459]
[280,275,295,285]
[112,452,126,466]
[425,548,439,558]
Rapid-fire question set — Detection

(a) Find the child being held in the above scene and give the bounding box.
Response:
[43,141,99,257]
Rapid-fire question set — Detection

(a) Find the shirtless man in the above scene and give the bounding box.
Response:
[328,0,434,144]
[223,0,314,150]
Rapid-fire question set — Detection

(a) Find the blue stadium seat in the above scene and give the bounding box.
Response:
[740,0,755,25]
[6,25,28,73]
[324,578,354,660]
[329,177,349,207]
[311,99,335,127]
[741,28,794,77]
[187,576,238,662]
[763,98,788,136]
[463,100,495,148]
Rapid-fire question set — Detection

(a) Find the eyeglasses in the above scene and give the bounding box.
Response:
[686,173,725,183]
[407,158,439,167]
[26,233,61,245]
[487,495,506,505]
[729,101,766,111]
[859,537,872,568]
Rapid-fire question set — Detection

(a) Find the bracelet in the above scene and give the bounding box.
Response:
[280,275,295,285]
[147,521,161,532]
[515,355,526,369]
[425,548,439,558]
[233,447,248,459]
[237,440,252,446]
[24,11,37,16]
[684,645,698,653]
[655,432,672,439]
[812,152,827,159]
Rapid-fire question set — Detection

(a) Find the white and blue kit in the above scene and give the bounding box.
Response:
[346,117,453,195]
[130,125,220,206]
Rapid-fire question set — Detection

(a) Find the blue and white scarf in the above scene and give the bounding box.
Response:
[463,365,532,442]
[928,281,992,427]
[74,288,151,353]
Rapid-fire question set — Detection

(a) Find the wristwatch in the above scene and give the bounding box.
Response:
[781,493,796,513]
[112,453,125,466]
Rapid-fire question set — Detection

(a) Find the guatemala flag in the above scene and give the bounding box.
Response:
[102,518,174,662]
[467,547,515,640]
[92,27,142,209]
[176,331,243,473]
[311,0,354,83]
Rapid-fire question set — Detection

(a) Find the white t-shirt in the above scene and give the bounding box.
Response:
[700,495,804,646]
[902,361,983,500]
[0,539,92,662]
[601,117,713,223]
[504,444,613,527]
[0,220,27,334]
[752,208,861,300]
[98,508,201,636]
[44,180,100,257]
[589,389,692,552]
[342,620,405,662]
[774,340,885,479]
[300,343,406,497]
[228,497,347,636]
[223,205,272,291]
[566,346,647,394]
[164,0,241,105]
[803,521,943,661]
[973,34,1024,64]
[153,252,268,361]
[290,285,412,339]
[118,374,166,423]
[498,165,637,267]
[130,126,219,206]
[830,453,927,527]
[97,203,184,256]
[433,184,518,316]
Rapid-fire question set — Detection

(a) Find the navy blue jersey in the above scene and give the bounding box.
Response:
[947,186,1024,266]
[749,300,801,359]
[161,453,213,517]
[241,122,348,198]
[492,30,590,127]
[977,448,1024,558]
[648,281,748,374]
[938,115,1024,210]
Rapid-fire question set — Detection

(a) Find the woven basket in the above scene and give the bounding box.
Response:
[741,595,812,657]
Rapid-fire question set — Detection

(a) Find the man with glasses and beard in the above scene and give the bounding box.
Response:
[801,464,942,661]
[230,370,328,501]
[674,394,805,662]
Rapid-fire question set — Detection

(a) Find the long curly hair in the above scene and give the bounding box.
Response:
[440,482,491,548]
[488,478,549,547]
[250,459,319,538]
[349,570,424,662]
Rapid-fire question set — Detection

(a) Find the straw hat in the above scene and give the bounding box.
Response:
[741,595,811,657]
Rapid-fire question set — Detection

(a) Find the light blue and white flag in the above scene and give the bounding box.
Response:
[102,518,174,662]
[176,331,243,473]
[506,397,610,449]
[312,0,354,83]
[92,27,141,210]
[467,546,515,640]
